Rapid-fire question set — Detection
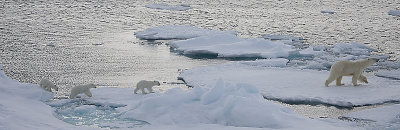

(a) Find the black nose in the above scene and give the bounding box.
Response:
[375,59,379,62]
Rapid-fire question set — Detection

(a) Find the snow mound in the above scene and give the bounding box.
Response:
[179,59,400,107]
[169,33,294,59]
[145,4,191,11]
[321,10,335,14]
[135,25,235,40]
[388,10,400,16]
[340,104,400,129]
[375,70,400,80]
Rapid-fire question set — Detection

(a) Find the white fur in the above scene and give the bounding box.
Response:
[134,80,160,94]
[325,58,378,86]
[39,79,58,92]
[69,84,97,99]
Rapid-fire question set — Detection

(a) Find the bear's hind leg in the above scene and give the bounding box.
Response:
[336,76,344,86]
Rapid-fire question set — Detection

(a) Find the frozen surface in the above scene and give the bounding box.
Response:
[169,33,294,59]
[321,10,335,14]
[145,4,191,11]
[375,70,400,80]
[83,81,356,129]
[388,10,400,16]
[179,59,400,107]
[340,104,400,129]
[135,25,235,40]
[0,68,87,129]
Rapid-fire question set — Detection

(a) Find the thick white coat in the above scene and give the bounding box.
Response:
[69,84,96,99]
[39,79,58,92]
[134,80,160,94]
[325,58,378,86]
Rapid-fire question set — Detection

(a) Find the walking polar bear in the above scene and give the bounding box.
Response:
[325,58,379,87]
[69,84,97,99]
[39,79,58,92]
[134,80,160,94]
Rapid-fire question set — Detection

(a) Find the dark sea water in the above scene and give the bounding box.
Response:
[1,0,399,121]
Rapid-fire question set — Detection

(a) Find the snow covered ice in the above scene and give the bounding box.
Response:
[179,59,400,107]
[169,33,294,59]
[134,25,235,40]
[340,104,400,129]
[388,10,400,16]
[145,3,191,11]
[0,65,360,129]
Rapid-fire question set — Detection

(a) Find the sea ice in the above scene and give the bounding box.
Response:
[321,10,335,14]
[168,33,294,59]
[135,25,235,40]
[179,59,400,107]
[261,34,304,47]
[0,68,87,129]
[340,104,400,129]
[145,3,191,11]
[375,70,400,80]
[388,10,400,16]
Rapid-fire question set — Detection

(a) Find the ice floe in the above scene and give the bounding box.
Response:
[179,59,400,107]
[375,70,400,80]
[135,25,234,40]
[340,104,400,129]
[168,33,294,59]
[388,10,400,16]
[0,68,87,129]
[145,4,191,11]
[321,10,335,14]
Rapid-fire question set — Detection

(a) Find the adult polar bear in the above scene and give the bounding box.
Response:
[134,80,160,94]
[69,84,97,99]
[325,58,379,87]
[39,79,58,92]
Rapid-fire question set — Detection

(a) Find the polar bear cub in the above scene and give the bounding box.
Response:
[70,84,97,99]
[325,58,379,87]
[39,79,58,92]
[134,80,160,94]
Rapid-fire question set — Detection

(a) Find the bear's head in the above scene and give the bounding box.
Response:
[366,58,379,66]
[153,81,160,86]
[87,84,97,88]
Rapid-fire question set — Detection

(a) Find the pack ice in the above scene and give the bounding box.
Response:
[179,59,400,107]
[145,3,191,11]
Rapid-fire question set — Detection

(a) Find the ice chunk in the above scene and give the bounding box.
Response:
[135,25,235,40]
[375,70,400,80]
[388,10,400,16]
[340,104,400,129]
[0,66,85,129]
[261,34,304,47]
[321,10,335,14]
[145,4,191,11]
[169,33,294,59]
[331,43,376,56]
[121,80,355,129]
[179,60,400,107]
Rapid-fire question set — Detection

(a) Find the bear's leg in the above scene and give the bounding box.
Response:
[134,87,139,94]
[352,72,361,86]
[69,92,77,99]
[84,90,92,97]
[141,88,146,94]
[336,76,344,86]
[358,74,368,83]
[147,86,153,93]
